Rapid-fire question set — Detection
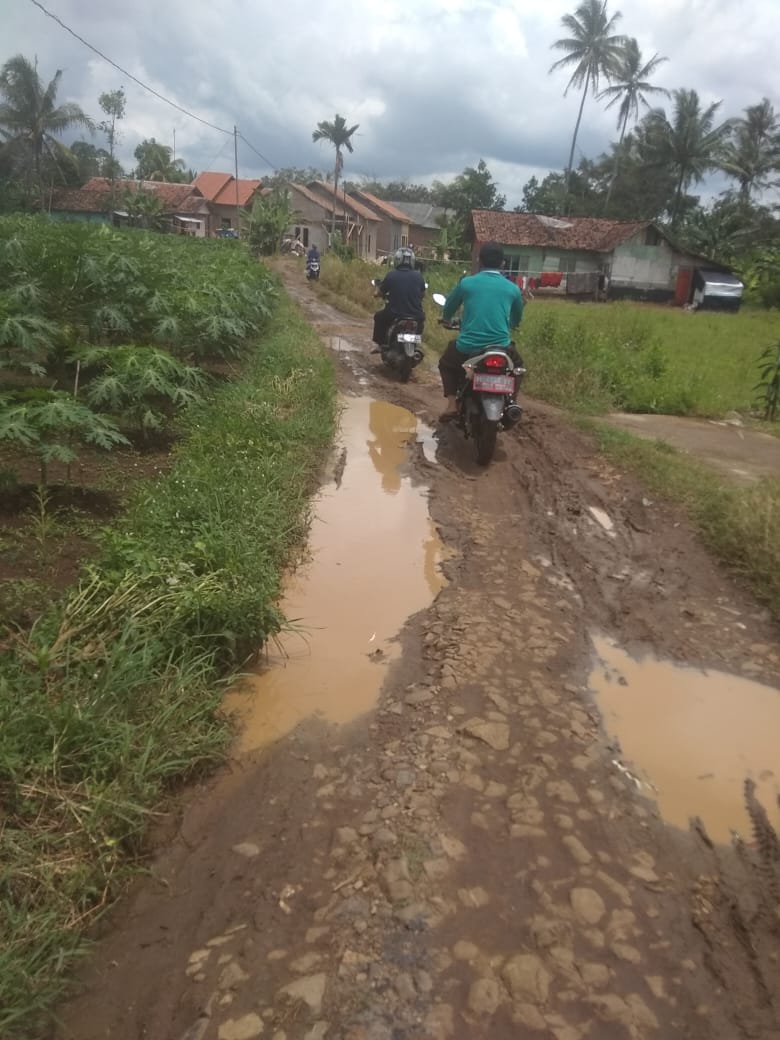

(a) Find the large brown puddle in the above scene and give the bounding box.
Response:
[590,636,780,843]
[224,397,443,752]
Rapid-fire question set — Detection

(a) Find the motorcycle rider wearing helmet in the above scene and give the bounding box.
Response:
[438,241,524,422]
[372,247,426,347]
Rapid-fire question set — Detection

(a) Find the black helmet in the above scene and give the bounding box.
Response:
[478,241,504,270]
[394,247,416,269]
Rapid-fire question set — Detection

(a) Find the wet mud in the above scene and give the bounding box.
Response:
[54,265,780,1040]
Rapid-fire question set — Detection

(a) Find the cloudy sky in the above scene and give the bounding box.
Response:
[6,0,778,207]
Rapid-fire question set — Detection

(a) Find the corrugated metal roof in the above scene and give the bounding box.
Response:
[387,201,450,229]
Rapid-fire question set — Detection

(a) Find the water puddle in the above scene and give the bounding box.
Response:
[324,335,361,353]
[224,397,444,752]
[590,635,780,843]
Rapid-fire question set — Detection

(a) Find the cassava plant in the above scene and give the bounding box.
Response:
[75,344,207,434]
[754,340,780,421]
[0,391,128,486]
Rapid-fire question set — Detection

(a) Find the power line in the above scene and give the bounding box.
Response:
[28,0,281,174]
[28,0,232,135]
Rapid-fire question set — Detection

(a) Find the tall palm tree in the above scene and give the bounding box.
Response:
[312,113,359,234]
[134,138,186,182]
[719,98,780,201]
[643,88,731,226]
[549,0,625,205]
[597,38,668,213]
[0,54,92,206]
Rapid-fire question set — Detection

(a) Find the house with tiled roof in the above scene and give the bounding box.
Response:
[469,210,734,305]
[304,182,380,260]
[349,190,411,258]
[386,202,452,254]
[47,178,210,235]
[192,171,264,234]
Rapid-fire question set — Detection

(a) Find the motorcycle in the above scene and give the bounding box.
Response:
[370,278,425,383]
[306,258,320,281]
[431,292,524,466]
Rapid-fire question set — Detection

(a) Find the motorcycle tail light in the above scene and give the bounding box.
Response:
[485,355,507,369]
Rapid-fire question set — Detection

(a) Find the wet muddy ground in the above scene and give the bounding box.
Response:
[55,270,780,1040]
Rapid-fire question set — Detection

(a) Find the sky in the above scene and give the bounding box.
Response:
[5,0,779,208]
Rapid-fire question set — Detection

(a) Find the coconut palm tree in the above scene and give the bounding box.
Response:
[312,113,359,234]
[643,88,731,226]
[597,38,668,214]
[719,98,780,201]
[549,0,625,206]
[0,54,92,206]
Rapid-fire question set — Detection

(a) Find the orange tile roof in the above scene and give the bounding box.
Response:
[192,171,233,201]
[471,210,651,252]
[213,178,263,207]
[351,190,411,223]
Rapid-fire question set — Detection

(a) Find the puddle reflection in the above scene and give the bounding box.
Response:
[590,635,780,843]
[224,398,444,752]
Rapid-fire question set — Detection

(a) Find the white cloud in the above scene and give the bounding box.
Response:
[6,0,779,207]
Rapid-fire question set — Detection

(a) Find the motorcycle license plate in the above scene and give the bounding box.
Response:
[398,333,421,343]
[472,373,514,393]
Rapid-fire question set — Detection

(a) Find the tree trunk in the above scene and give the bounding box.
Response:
[331,150,340,236]
[603,111,629,216]
[563,70,590,212]
[671,167,686,226]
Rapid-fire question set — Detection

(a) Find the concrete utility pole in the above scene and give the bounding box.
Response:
[234,126,241,236]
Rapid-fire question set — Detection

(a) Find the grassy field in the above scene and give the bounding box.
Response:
[314,255,779,422]
[0,293,337,1039]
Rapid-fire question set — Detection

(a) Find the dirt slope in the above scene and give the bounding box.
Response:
[54,274,780,1040]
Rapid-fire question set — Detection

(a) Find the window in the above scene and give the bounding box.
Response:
[645,226,661,246]
[303,227,309,247]
[401,233,408,247]
[558,255,578,274]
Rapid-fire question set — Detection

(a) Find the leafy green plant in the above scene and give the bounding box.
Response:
[0,391,128,486]
[755,340,780,421]
[76,344,207,433]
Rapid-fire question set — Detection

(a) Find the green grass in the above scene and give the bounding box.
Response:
[0,292,337,1039]
[314,255,780,423]
[586,421,780,619]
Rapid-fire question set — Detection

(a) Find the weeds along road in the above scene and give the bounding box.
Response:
[56,270,780,1040]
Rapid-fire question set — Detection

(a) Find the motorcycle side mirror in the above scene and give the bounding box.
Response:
[431,292,447,307]
[370,278,380,287]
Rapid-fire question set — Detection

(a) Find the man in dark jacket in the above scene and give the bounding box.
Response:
[372,248,426,347]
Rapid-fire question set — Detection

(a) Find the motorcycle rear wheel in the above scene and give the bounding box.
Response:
[474,415,499,466]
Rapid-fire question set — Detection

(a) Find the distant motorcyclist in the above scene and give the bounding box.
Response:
[372,247,426,347]
[438,241,524,422]
[306,244,320,267]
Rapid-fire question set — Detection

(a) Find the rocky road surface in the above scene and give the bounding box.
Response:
[55,273,780,1040]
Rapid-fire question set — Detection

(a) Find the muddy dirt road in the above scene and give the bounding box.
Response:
[56,276,780,1040]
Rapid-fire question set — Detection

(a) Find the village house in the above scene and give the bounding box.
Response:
[46,178,211,236]
[386,201,452,255]
[191,172,264,235]
[348,190,411,259]
[469,210,742,309]
[305,181,379,261]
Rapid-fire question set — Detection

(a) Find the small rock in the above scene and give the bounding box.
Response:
[562,836,592,865]
[218,961,249,991]
[502,953,552,1003]
[304,1025,328,1040]
[579,962,610,988]
[290,952,321,974]
[453,940,480,961]
[460,718,510,751]
[217,1014,264,1040]
[458,886,490,908]
[423,1003,454,1040]
[570,888,606,925]
[512,1003,547,1031]
[467,977,504,1016]
[278,974,327,1014]
[231,843,260,859]
[336,827,359,846]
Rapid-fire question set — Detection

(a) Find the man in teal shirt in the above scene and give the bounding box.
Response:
[439,241,524,421]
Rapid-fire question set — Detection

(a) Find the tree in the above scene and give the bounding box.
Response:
[549,0,625,205]
[134,137,187,181]
[719,98,780,201]
[243,189,297,256]
[597,38,668,213]
[122,185,167,230]
[0,54,92,206]
[312,113,359,234]
[98,87,126,209]
[70,140,123,183]
[431,160,505,224]
[643,88,731,226]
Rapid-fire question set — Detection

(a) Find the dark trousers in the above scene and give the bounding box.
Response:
[438,340,524,397]
[372,307,425,346]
